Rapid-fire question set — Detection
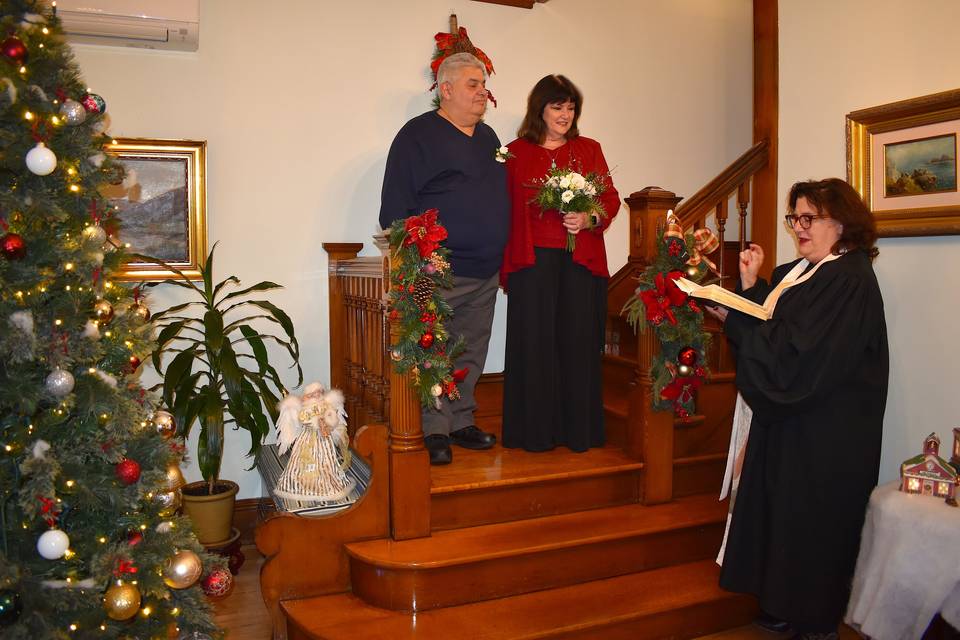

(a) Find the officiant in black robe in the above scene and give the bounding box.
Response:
[708,179,888,640]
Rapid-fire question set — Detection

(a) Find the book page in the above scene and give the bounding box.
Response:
[675,278,770,320]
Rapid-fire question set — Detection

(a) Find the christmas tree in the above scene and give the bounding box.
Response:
[0,2,223,637]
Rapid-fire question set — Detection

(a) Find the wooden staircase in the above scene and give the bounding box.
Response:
[255,140,774,638]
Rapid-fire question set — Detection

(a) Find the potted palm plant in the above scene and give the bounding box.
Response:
[147,244,302,544]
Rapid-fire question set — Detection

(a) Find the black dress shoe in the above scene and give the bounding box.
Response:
[449,425,496,450]
[754,611,793,634]
[424,434,452,465]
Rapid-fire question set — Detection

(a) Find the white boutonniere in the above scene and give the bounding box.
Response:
[494,145,514,163]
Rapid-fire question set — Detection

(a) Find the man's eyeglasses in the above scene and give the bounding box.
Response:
[784,214,828,229]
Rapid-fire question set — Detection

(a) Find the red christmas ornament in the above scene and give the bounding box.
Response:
[418,331,435,349]
[678,347,698,367]
[201,567,234,598]
[1,233,26,260]
[115,459,141,485]
[128,355,142,372]
[126,530,144,546]
[1,36,28,64]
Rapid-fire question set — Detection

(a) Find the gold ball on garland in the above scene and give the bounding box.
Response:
[130,301,151,323]
[163,550,202,589]
[677,364,693,377]
[104,580,141,621]
[201,567,234,598]
[678,347,698,367]
[156,489,181,516]
[93,299,114,324]
[153,410,177,439]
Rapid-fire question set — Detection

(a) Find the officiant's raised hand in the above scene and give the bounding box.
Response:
[739,243,764,290]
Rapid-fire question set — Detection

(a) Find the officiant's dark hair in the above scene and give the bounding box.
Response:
[789,178,879,259]
[518,75,583,144]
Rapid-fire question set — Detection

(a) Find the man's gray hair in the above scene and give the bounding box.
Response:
[436,52,486,95]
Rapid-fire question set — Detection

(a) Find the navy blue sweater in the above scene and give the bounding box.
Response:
[379,111,509,279]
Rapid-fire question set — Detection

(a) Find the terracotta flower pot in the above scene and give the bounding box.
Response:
[180,480,239,545]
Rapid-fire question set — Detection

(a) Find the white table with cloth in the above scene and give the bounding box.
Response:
[845,481,960,639]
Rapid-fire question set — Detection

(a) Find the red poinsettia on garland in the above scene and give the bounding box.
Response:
[388,210,465,408]
[622,213,719,418]
[429,17,497,107]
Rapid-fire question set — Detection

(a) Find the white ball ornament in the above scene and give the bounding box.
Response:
[25,142,57,176]
[37,528,70,559]
[45,368,75,397]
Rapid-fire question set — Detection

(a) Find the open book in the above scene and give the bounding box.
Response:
[675,277,771,320]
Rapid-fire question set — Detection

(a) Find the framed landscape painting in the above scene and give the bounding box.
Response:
[847,89,960,237]
[102,138,207,280]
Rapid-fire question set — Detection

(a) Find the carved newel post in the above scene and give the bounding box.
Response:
[376,234,432,540]
[624,187,683,505]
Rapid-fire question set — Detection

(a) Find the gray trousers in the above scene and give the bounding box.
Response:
[421,272,499,437]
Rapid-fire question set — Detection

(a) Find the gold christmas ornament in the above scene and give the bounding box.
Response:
[93,299,114,324]
[153,410,176,439]
[104,580,141,620]
[155,489,181,516]
[165,464,186,491]
[130,301,151,323]
[162,550,202,589]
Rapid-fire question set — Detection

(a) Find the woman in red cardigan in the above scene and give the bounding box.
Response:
[501,75,620,452]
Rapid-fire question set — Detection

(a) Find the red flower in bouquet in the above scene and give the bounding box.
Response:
[639,271,687,325]
[404,209,447,258]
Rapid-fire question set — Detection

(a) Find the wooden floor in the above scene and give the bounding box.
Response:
[213,546,861,639]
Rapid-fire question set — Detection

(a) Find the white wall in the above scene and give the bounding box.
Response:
[779,0,960,483]
[72,0,753,497]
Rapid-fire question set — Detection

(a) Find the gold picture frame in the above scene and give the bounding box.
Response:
[847,89,960,237]
[102,138,207,280]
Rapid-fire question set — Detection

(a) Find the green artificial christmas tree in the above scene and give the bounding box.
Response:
[0,2,223,637]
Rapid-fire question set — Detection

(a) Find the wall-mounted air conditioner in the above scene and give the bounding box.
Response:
[55,0,199,52]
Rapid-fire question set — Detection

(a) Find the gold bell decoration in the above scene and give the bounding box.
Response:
[165,464,186,491]
[155,489,181,517]
[162,549,202,589]
[104,580,141,620]
[153,410,177,439]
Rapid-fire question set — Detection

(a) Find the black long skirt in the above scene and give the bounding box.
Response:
[502,247,607,452]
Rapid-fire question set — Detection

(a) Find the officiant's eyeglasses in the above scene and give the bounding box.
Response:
[784,214,828,229]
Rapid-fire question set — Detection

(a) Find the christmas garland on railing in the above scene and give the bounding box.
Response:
[622,212,719,418]
[388,210,466,408]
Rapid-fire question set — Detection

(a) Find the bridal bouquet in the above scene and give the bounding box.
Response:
[534,167,607,251]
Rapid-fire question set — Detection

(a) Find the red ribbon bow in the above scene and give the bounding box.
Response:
[639,271,687,325]
[114,558,139,577]
[403,209,447,258]
[37,495,60,527]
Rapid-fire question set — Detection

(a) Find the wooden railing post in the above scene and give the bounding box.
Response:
[624,187,682,505]
[322,243,364,398]
[377,237,432,541]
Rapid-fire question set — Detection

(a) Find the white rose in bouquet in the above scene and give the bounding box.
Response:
[585,183,597,196]
[570,173,586,190]
[559,176,572,189]
[561,190,575,204]
[547,176,561,187]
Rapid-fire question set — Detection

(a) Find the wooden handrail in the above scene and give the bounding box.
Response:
[674,139,769,227]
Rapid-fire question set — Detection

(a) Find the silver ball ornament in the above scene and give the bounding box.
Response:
[59,99,87,125]
[81,224,106,246]
[45,368,75,397]
[25,142,57,176]
[153,410,176,438]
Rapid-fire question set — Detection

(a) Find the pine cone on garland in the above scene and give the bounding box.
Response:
[413,276,435,309]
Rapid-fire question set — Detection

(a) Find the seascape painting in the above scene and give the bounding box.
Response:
[100,156,191,262]
[884,133,957,197]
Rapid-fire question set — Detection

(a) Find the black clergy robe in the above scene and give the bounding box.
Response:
[719,249,888,629]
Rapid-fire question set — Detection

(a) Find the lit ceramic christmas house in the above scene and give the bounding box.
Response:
[900,433,957,502]
[952,427,960,474]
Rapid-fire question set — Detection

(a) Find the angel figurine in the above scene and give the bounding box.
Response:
[273,382,355,501]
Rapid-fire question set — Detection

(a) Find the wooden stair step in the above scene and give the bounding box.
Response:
[429,445,644,531]
[346,493,728,611]
[283,560,756,640]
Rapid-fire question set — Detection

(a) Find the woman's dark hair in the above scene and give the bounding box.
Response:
[517,75,583,144]
[788,178,879,258]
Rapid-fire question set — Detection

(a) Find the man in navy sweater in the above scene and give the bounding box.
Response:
[379,53,509,465]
